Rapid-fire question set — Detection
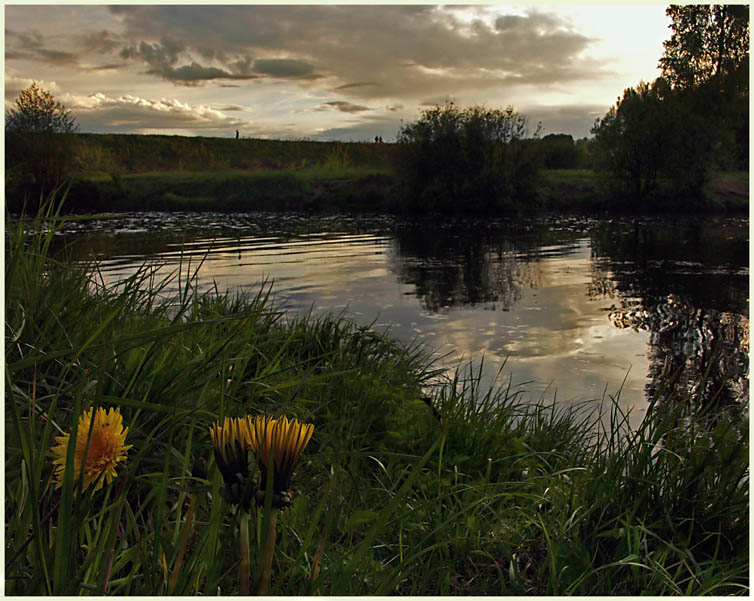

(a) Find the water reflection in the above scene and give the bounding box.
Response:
[608,298,748,413]
[53,212,748,421]
[588,217,749,416]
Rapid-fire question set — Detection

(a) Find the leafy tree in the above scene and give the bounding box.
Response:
[591,79,722,206]
[659,5,749,90]
[659,5,749,168]
[395,103,541,213]
[5,82,78,133]
[591,81,669,204]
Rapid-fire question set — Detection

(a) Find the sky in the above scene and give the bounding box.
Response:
[4,4,672,141]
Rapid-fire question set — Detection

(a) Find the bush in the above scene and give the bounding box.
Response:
[395,104,542,213]
[538,134,581,169]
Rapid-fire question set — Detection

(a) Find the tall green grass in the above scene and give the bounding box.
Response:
[5,196,748,595]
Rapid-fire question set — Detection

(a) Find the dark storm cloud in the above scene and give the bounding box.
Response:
[108,5,608,99]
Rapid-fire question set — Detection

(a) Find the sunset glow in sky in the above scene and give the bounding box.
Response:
[5,4,672,141]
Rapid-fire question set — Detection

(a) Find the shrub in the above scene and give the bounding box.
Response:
[395,103,542,213]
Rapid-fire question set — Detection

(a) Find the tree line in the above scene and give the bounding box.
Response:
[591,5,749,207]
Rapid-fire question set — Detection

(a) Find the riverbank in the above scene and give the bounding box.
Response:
[5,202,749,595]
[5,133,748,214]
[26,167,749,215]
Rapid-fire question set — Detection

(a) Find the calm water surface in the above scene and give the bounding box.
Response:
[57,212,749,425]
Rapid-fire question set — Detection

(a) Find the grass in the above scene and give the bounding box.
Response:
[66,132,396,174]
[58,168,398,213]
[5,194,749,595]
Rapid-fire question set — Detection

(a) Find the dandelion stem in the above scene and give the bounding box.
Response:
[239,510,251,596]
[255,507,278,596]
[167,493,196,595]
[100,480,128,595]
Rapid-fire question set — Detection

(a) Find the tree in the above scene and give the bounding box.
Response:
[5,83,79,204]
[659,5,749,169]
[591,79,720,206]
[659,5,749,90]
[395,103,541,213]
[6,82,78,133]
[591,82,668,203]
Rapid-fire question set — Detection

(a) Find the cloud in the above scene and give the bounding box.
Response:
[213,104,247,112]
[6,27,124,71]
[5,29,78,66]
[4,72,62,102]
[119,37,258,84]
[321,101,371,114]
[71,92,251,135]
[335,82,379,90]
[253,58,319,79]
[522,103,608,139]
[79,29,122,54]
[107,5,608,99]
[310,120,402,143]
[4,5,639,139]
[310,111,406,142]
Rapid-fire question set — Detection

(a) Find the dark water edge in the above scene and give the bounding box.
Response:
[8,167,748,215]
[51,211,749,423]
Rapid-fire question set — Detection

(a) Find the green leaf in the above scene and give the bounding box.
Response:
[344,510,378,532]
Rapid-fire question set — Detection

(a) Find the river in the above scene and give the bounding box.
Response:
[55,212,749,426]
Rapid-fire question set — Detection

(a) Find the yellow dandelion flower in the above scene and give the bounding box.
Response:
[246,415,314,496]
[51,407,132,491]
[209,416,252,487]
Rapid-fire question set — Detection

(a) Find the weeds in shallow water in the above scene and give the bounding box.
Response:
[5,196,749,595]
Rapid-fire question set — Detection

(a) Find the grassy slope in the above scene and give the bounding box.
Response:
[5,202,749,595]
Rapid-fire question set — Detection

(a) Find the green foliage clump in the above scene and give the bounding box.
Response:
[395,103,542,213]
